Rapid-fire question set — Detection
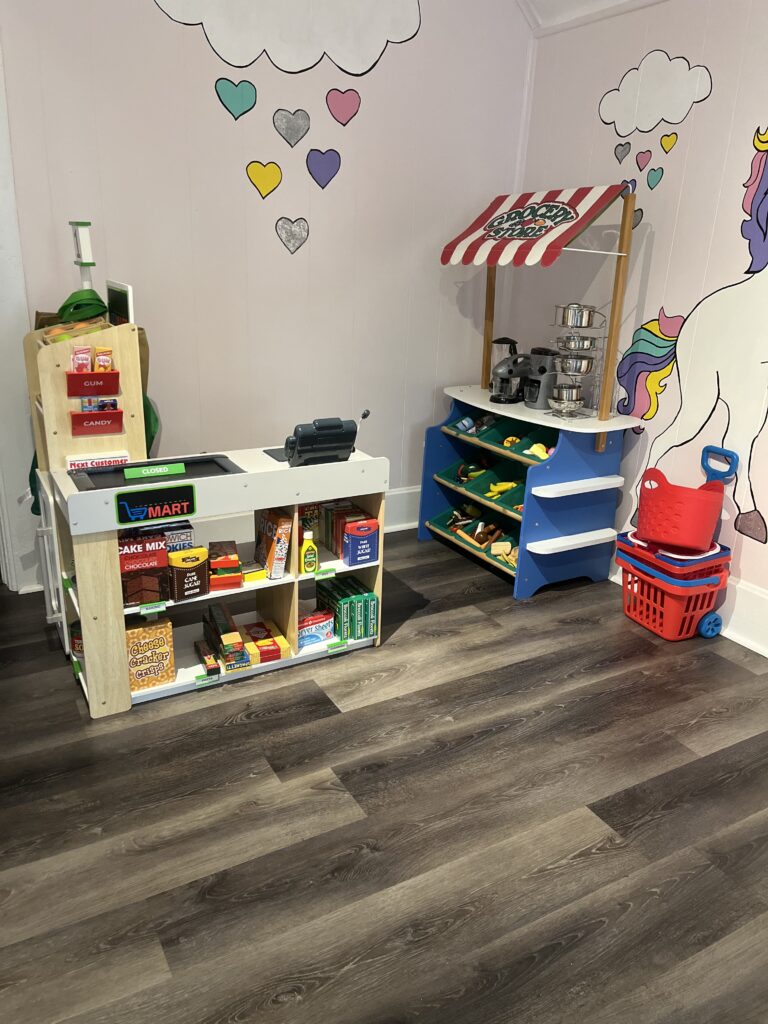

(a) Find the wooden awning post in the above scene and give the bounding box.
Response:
[481,264,497,389]
[595,192,636,451]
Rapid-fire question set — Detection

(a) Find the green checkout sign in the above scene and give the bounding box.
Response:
[124,462,186,481]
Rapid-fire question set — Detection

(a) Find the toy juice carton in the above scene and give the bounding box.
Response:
[125,617,175,692]
[343,519,379,566]
[255,509,292,579]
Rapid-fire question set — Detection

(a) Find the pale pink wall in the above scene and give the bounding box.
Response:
[0,0,533,491]
[515,0,768,648]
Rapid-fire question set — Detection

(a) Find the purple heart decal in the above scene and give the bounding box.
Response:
[307,149,341,189]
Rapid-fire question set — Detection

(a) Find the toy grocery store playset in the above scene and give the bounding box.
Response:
[420,184,643,598]
[24,315,387,719]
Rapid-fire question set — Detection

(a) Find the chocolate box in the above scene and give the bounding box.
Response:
[169,547,209,603]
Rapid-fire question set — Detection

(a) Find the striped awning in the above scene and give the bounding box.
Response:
[441,184,626,268]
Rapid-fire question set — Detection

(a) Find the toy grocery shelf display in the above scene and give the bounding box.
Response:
[25,319,387,719]
[48,451,386,718]
[419,386,638,599]
[423,183,643,596]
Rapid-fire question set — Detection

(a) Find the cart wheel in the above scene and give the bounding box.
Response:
[697,612,722,638]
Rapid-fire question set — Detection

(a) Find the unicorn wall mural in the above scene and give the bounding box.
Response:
[617,125,768,544]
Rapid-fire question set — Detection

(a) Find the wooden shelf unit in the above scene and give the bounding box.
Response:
[49,448,388,718]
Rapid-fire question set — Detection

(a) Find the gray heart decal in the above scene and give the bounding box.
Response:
[276,217,309,253]
[273,108,310,147]
[615,142,631,164]
[632,207,644,229]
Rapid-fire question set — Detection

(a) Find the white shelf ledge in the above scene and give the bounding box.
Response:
[444,385,641,433]
[531,475,624,498]
[128,611,376,705]
[526,528,617,555]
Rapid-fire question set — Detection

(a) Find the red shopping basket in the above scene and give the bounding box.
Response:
[616,531,731,581]
[616,550,728,641]
[636,446,738,553]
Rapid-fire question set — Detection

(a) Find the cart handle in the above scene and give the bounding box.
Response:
[617,552,722,588]
[701,446,739,483]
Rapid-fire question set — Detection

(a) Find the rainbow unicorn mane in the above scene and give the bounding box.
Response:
[616,307,683,428]
[742,126,768,274]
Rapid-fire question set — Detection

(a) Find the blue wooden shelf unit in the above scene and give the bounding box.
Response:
[428,182,642,599]
[419,386,640,600]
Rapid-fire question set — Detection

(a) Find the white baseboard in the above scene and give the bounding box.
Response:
[720,578,768,661]
[384,485,420,533]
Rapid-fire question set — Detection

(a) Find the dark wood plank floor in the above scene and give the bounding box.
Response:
[1,530,768,1023]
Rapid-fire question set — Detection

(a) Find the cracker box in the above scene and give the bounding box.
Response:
[125,618,175,692]
[343,519,379,566]
[255,509,292,579]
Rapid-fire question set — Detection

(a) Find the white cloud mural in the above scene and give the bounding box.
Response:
[154,0,421,74]
[599,49,712,137]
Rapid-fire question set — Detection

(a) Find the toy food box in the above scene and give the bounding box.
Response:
[125,618,175,692]
[255,509,292,579]
[343,519,379,566]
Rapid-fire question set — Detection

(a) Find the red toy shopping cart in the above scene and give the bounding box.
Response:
[616,533,731,641]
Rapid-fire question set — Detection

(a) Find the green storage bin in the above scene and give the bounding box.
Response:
[496,482,526,514]
[475,416,530,451]
[465,463,525,502]
[485,525,521,572]
[435,457,492,489]
[448,412,499,437]
[510,427,559,461]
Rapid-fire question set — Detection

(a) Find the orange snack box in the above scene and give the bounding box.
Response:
[125,617,175,692]
[255,509,292,580]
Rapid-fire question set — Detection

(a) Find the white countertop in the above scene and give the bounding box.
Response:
[51,446,389,536]
[444,385,641,433]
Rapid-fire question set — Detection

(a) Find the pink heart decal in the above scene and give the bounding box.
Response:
[326,88,361,126]
[636,150,651,171]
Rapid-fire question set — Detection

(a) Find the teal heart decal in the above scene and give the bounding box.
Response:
[647,166,664,190]
[215,78,257,120]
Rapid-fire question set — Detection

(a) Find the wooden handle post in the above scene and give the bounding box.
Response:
[595,192,635,452]
[481,264,497,389]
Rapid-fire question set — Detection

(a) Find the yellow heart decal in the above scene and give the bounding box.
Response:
[661,133,678,154]
[246,161,282,198]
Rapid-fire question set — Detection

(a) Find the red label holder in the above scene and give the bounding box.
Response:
[66,370,120,398]
[70,409,124,436]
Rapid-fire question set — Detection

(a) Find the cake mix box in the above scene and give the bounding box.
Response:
[255,509,292,579]
[118,532,168,573]
[125,618,175,692]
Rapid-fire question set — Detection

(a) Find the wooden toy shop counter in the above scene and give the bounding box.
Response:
[50,449,388,718]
